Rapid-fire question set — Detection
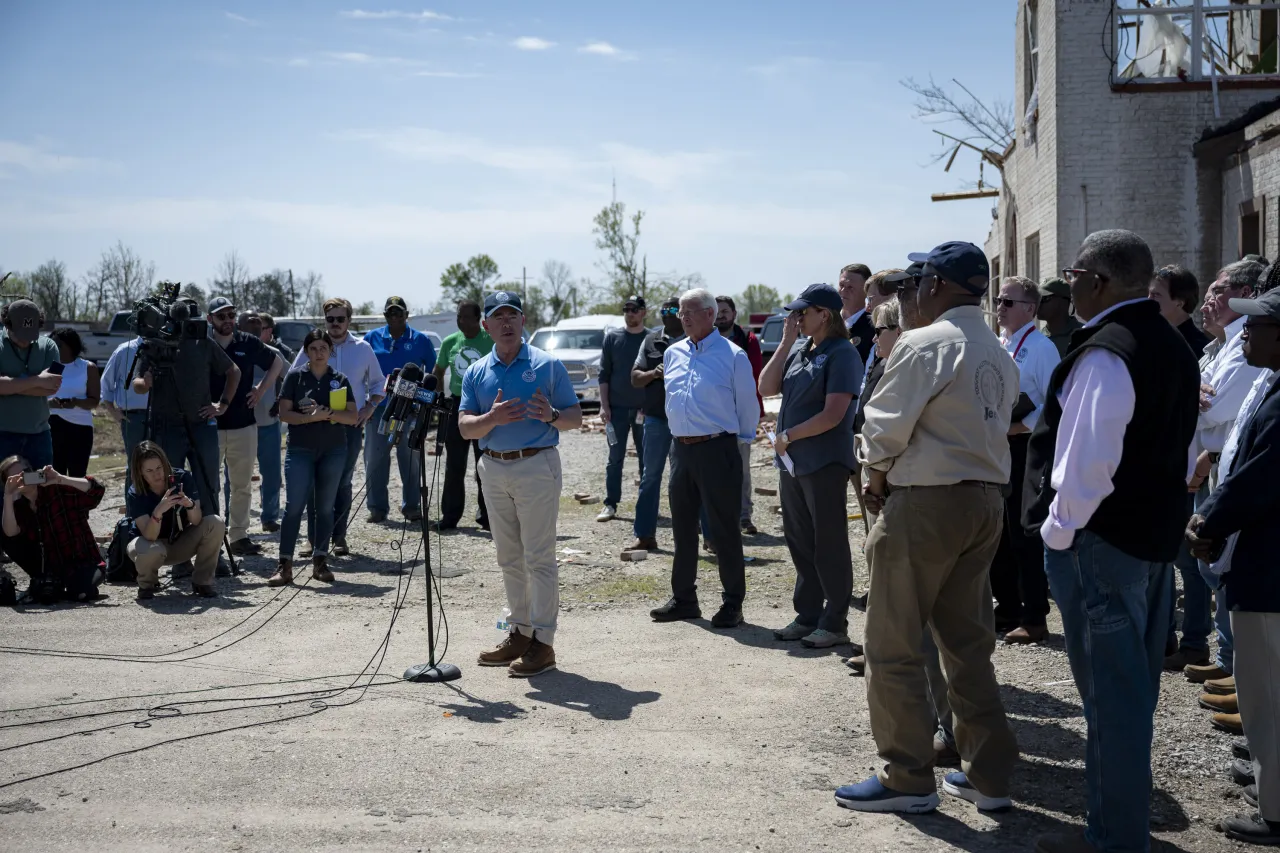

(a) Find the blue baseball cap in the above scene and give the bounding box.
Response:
[907,242,991,295]
[784,283,843,313]
[207,296,236,315]
[483,291,523,318]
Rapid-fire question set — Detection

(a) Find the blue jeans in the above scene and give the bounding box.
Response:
[633,416,671,539]
[258,422,282,525]
[1045,531,1173,853]
[604,407,644,509]
[120,411,148,486]
[1167,488,1212,653]
[1205,568,1235,674]
[150,419,220,516]
[363,416,421,516]
[0,430,53,470]
[282,444,346,559]
[306,425,362,544]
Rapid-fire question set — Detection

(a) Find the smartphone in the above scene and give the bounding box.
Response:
[47,362,65,376]
[22,470,46,486]
[168,473,180,491]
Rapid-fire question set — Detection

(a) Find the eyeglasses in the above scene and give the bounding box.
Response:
[624,306,644,314]
[676,309,710,320]
[996,298,1035,308]
[384,309,406,318]
[325,315,348,324]
[874,324,899,334]
[1244,318,1280,331]
[1062,268,1107,285]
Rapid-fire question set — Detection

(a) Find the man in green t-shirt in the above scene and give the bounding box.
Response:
[0,299,62,468]
[432,300,495,530]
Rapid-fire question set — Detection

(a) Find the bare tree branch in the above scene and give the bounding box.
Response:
[901,75,1015,166]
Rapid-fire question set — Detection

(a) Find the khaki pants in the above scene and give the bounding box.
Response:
[128,515,226,589]
[477,449,562,646]
[218,425,258,542]
[1233,611,1280,822]
[864,482,1018,796]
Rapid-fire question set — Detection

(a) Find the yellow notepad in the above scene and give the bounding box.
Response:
[328,387,347,423]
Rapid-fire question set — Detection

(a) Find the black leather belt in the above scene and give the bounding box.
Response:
[675,432,733,445]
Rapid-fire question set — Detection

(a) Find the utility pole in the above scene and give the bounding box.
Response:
[288,268,295,318]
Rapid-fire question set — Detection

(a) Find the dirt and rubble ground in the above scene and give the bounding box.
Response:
[0,423,1253,852]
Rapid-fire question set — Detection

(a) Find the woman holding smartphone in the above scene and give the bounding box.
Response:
[47,328,100,478]
[268,329,357,587]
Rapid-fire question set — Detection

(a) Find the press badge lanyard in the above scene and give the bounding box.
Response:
[1012,326,1035,360]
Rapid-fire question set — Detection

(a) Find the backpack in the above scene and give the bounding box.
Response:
[105,516,138,584]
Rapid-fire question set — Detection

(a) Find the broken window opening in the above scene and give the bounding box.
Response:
[1115,0,1280,83]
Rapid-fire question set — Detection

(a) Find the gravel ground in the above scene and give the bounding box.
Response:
[0,428,1251,851]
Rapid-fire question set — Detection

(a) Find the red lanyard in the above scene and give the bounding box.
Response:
[1012,326,1035,360]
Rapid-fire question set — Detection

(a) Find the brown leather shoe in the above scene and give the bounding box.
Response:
[1199,692,1238,713]
[1205,675,1236,695]
[1163,647,1210,672]
[478,632,532,667]
[628,537,658,552]
[311,556,335,583]
[1186,662,1230,683]
[267,558,293,587]
[1213,712,1244,735]
[509,639,556,677]
[845,654,866,675]
[1004,625,1048,644]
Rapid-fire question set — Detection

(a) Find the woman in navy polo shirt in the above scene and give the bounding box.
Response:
[758,283,861,650]
[269,330,358,587]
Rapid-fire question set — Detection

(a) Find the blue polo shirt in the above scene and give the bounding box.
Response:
[364,325,437,409]
[459,344,578,452]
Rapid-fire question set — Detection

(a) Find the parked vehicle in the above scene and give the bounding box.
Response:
[76,311,136,365]
[759,313,787,360]
[530,315,625,411]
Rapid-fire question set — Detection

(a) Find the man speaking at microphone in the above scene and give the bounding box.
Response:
[459,291,582,676]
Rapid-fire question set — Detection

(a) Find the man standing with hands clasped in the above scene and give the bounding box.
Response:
[596,295,649,523]
[460,291,582,677]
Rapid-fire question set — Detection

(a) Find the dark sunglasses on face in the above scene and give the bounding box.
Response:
[660,307,679,317]
[625,307,644,313]
[996,298,1034,308]
[325,315,348,324]
[874,324,898,334]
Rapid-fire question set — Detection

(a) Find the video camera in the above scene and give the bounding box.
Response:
[377,362,445,453]
[129,281,208,360]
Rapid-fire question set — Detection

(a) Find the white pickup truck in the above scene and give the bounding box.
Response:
[76,311,135,365]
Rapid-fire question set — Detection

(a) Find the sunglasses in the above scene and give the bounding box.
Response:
[325,315,348,324]
[660,307,679,317]
[874,324,899,334]
[996,298,1035,308]
[625,306,644,314]
[384,309,406,317]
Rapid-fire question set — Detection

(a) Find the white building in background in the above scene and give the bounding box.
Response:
[986,0,1280,295]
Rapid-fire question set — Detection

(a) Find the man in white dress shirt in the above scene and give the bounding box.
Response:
[990,276,1060,644]
[1023,230,1200,853]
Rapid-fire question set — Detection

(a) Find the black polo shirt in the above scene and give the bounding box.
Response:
[134,336,235,424]
[212,330,278,431]
[634,329,684,419]
[280,367,354,452]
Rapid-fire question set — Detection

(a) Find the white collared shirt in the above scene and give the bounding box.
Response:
[1220,368,1280,477]
[1197,315,1266,454]
[1041,299,1197,550]
[844,308,866,329]
[290,334,386,409]
[1000,320,1060,431]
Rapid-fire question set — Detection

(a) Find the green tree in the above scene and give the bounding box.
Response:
[354,300,376,315]
[181,283,208,313]
[593,201,649,306]
[438,254,501,309]
[739,283,787,315]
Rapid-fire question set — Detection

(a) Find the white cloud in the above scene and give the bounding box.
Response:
[579,41,625,57]
[0,141,100,177]
[340,9,453,21]
[513,36,555,51]
[333,128,582,174]
[224,11,260,26]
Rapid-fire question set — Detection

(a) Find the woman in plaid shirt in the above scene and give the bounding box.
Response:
[1,455,106,603]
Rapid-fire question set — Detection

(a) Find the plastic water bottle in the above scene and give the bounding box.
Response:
[495,607,512,641]
[605,421,618,446]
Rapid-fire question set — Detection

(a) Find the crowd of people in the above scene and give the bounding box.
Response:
[1,228,1276,849]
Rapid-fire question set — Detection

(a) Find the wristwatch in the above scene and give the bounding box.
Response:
[778,430,790,444]
[549,407,561,424]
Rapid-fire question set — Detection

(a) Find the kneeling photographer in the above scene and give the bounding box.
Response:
[1,455,106,603]
[125,441,225,600]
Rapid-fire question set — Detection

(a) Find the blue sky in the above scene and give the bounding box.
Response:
[0,1,1015,310]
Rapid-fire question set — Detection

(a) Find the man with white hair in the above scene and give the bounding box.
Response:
[650,289,760,629]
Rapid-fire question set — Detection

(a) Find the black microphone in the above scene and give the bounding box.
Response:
[380,362,425,443]
[405,374,441,451]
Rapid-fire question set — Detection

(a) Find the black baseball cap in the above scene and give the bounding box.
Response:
[907,242,991,295]
[1229,288,1280,322]
[384,296,409,313]
[884,262,924,284]
[784,283,843,313]
[625,295,646,309]
[484,291,523,318]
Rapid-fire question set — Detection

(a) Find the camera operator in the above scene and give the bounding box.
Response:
[0,299,62,468]
[205,297,283,556]
[242,311,292,533]
[2,455,106,603]
[131,298,240,560]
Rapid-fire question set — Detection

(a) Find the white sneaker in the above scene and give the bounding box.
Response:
[596,505,617,522]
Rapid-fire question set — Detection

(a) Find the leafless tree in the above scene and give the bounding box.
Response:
[81,259,111,322]
[901,76,1015,165]
[27,259,78,320]
[212,250,252,307]
[295,270,325,317]
[90,241,156,316]
[539,259,577,323]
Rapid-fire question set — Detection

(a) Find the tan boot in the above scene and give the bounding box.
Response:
[509,639,556,677]
[1213,712,1244,735]
[267,558,293,587]
[478,632,532,667]
[1199,692,1239,714]
[311,555,334,583]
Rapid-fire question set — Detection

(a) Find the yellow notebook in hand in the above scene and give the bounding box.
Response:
[328,387,347,423]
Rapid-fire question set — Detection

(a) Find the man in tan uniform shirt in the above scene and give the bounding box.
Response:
[835,241,1020,816]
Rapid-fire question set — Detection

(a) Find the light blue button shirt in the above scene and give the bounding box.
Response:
[663,329,760,442]
[101,337,150,411]
[459,344,579,452]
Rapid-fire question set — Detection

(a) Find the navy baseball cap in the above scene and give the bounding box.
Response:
[884,262,924,284]
[907,242,991,295]
[207,296,235,315]
[484,291,523,318]
[784,283,843,313]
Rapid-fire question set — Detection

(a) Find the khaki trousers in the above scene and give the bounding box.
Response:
[1232,611,1280,822]
[477,449,562,646]
[864,482,1018,796]
[218,425,258,542]
[128,515,226,589]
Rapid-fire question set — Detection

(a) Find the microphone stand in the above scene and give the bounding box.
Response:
[404,402,460,683]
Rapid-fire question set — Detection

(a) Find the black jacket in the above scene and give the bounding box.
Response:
[847,312,875,368]
[1197,378,1280,613]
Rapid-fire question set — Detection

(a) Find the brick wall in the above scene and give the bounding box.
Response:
[1221,116,1280,267]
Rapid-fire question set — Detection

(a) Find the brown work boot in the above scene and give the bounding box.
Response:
[1186,662,1229,683]
[1213,712,1244,735]
[508,639,556,677]
[1004,625,1048,645]
[1163,647,1210,672]
[1199,692,1239,714]
[628,537,658,552]
[311,555,334,583]
[267,558,293,587]
[478,631,532,667]
[1205,675,1236,695]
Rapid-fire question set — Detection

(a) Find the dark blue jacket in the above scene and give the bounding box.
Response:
[1198,379,1280,613]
